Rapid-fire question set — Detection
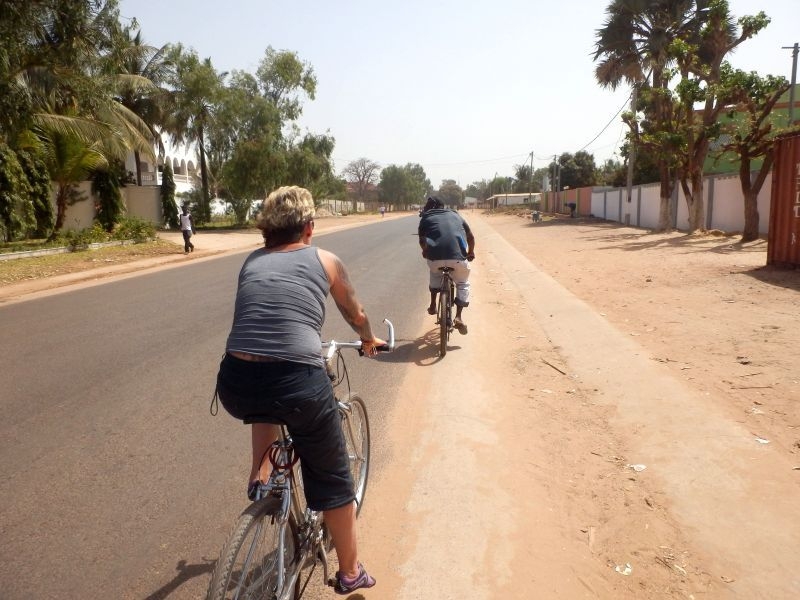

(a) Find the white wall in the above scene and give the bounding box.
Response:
[124,186,162,224]
[487,193,539,207]
[52,182,95,231]
[591,172,772,234]
[53,184,162,231]
[317,199,364,214]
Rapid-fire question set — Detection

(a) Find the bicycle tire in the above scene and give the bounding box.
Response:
[448,279,455,344]
[340,393,371,514]
[207,496,299,600]
[438,280,448,357]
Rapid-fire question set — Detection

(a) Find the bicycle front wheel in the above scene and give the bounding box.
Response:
[207,497,298,600]
[340,393,371,514]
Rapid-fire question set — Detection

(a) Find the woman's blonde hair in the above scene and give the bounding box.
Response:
[256,186,316,234]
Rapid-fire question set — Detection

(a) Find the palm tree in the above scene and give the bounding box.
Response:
[594,0,702,231]
[164,45,226,224]
[9,1,157,237]
[38,128,107,237]
[104,24,173,185]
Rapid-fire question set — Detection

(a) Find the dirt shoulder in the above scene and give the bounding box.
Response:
[364,209,800,599]
[484,210,800,456]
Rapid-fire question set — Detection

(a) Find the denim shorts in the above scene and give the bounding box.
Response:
[216,353,354,511]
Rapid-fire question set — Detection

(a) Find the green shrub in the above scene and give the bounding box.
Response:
[92,160,126,232]
[113,216,155,243]
[60,224,110,249]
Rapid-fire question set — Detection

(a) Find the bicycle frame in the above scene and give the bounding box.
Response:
[436,268,455,356]
[438,269,455,324]
[246,408,341,599]
[242,319,394,600]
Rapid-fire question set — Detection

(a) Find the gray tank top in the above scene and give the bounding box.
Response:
[225,246,329,367]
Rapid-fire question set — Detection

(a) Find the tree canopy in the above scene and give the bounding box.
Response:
[0,0,344,239]
[595,0,781,232]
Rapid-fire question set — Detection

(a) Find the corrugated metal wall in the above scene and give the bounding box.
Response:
[767,134,800,267]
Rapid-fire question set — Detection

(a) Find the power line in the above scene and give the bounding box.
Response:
[577,89,633,153]
[333,94,634,176]
[333,152,531,169]
[422,153,531,167]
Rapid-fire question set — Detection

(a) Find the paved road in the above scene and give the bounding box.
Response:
[0,215,423,599]
[7,210,797,599]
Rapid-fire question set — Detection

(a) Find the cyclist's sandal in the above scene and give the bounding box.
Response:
[333,563,376,595]
[453,318,468,335]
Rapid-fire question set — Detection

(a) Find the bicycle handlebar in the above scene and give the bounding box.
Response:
[321,318,395,359]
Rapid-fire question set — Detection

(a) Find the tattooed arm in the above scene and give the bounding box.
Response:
[319,249,385,352]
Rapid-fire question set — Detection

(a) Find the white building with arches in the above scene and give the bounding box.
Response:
[123,143,198,195]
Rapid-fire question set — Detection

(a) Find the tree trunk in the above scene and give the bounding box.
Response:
[684,171,705,233]
[739,153,771,243]
[49,186,68,240]
[656,167,673,232]
[198,125,210,224]
[741,189,760,242]
[134,150,142,186]
[657,195,672,232]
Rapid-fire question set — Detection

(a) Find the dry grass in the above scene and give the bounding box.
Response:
[0,239,181,285]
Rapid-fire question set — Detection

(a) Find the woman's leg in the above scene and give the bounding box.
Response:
[324,501,358,577]
[250,423,279,482]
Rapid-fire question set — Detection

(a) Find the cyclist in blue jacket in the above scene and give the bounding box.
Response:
[418,196,475,334]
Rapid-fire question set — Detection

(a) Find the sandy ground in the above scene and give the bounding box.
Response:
[360,210,800,599]
[4,210,799,598]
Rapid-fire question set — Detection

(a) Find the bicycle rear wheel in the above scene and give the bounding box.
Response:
[340,393,371,514]
[438,281,449,357]
[207,497,298,600]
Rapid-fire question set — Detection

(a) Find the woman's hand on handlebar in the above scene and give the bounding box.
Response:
[361,337,387,357]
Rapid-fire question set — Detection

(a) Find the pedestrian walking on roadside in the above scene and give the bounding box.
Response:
[180,205,195,253]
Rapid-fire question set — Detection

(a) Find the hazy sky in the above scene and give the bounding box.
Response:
[118,0,799,188]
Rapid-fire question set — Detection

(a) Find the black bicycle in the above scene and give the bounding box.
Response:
[435,267,455,357]
[206,320,394,600]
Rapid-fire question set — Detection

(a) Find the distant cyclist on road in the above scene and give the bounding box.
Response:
[215,186,383,595]
[418,196,475,334]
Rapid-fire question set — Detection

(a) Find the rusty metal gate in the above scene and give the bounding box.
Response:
[768,133,800,267]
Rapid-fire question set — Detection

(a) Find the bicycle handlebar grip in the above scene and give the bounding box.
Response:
[356,318,395,356]
[382,318,395,350]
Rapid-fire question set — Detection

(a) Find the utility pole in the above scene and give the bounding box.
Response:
[782,43,798,124]
[493,171,498,209]
[528,150,534,202]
